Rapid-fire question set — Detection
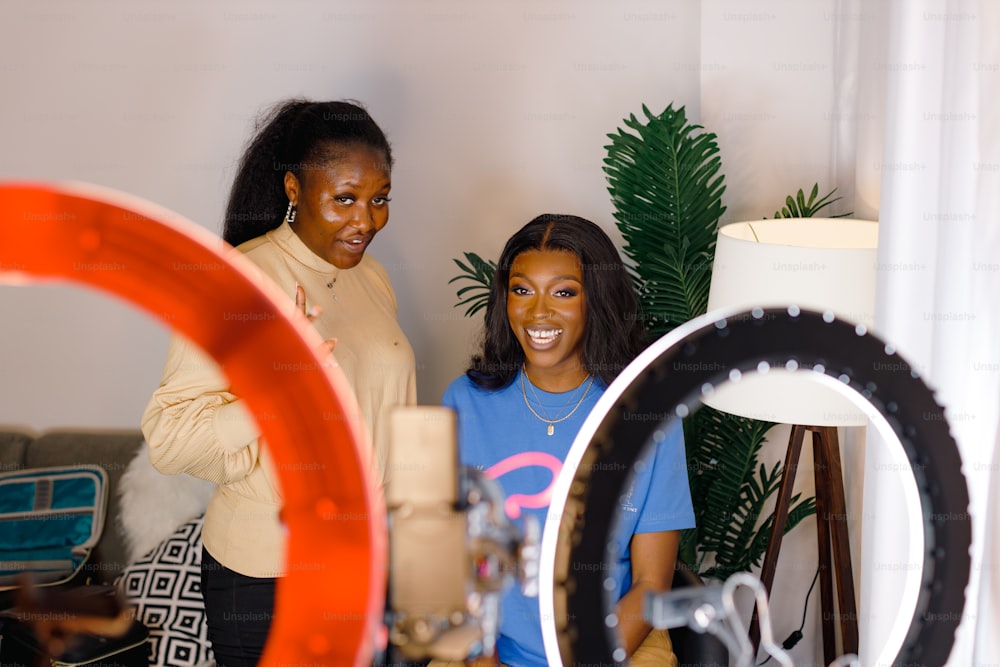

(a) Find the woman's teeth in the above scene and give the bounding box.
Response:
[528,329,562,345]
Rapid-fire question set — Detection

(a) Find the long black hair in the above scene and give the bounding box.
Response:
[222,98,393,247]
[468,214,648,389]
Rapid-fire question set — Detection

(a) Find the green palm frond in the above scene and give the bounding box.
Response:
[448,251,496,318]
[604,103,726,336]
[684,407,775,577]
[604,103,820,581]
[742,493,818,572]
[702,460,783,579]
[772,183,851,219]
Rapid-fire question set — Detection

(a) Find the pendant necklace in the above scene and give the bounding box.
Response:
[520,368,595,436]
[325,274,339,301]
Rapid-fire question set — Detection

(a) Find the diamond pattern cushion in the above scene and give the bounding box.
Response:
[119,514,213,667]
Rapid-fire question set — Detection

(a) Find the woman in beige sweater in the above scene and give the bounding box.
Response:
[141,99,416,667]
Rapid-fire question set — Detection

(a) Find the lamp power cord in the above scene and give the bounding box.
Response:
[756,565,821,666]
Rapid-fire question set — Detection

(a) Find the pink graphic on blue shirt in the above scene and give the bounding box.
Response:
[484,452,563,519]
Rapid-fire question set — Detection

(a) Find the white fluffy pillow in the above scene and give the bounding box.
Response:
[118,442,215,563]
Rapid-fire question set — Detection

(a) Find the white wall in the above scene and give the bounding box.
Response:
[0,0,700,428]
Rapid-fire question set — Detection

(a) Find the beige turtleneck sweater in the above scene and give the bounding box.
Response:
[141,221,416,577]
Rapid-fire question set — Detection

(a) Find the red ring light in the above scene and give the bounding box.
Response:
[0,181,385,667]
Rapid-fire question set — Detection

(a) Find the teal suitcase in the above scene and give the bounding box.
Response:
[0,466,150,666]
[0,465,109,590]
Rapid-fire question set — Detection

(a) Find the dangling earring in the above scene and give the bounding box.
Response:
[284,201,297,225]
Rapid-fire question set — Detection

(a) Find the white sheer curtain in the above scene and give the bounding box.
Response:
[968,1,1000,661]
[834,0,1000,663]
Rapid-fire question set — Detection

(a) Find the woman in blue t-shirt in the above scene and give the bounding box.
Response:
[441,214,696,666]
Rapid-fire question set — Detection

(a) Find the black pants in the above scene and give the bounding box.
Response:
[201,545,276,667]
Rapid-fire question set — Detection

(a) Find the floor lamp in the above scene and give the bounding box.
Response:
[701,218,878,664]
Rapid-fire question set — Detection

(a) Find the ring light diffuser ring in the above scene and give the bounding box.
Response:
[0,182,384,667]
[541,307,971,667]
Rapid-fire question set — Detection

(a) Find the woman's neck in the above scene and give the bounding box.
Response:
[523,364,590,393]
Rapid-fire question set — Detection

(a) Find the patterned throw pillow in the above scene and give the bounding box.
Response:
[119,514,213,667]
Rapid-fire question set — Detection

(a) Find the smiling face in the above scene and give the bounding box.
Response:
[506,248,589,391]
[283,143,391,269]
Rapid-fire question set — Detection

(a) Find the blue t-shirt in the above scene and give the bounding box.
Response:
[442,369,695,667]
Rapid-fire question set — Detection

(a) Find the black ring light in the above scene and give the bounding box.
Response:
[552,307,970,666]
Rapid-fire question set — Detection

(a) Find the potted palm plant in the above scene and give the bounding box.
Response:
[603,103,826,579]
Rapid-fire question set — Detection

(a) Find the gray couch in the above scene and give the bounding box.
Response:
[0,426,146,586]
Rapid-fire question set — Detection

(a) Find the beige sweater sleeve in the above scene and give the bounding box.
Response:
[141,332,262,485]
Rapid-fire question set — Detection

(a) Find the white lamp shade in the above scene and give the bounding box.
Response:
[702,218,878,426]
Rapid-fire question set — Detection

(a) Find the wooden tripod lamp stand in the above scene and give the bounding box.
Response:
[703,218,878,663]
[750,424,859,664]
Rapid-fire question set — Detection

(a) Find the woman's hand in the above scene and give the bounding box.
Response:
[294,283,337,360]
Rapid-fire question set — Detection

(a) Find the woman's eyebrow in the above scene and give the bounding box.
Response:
[509,272,582,281]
